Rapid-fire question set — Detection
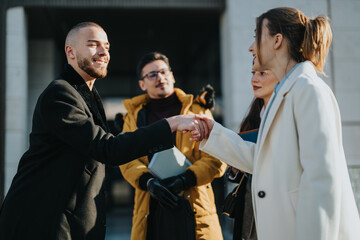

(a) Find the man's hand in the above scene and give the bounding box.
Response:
[147,178,178,209]
[161,175,185,194]
[166,115,200,133]
[161,171,196,195]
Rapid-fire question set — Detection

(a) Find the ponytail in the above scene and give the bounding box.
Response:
[302,16,332,74]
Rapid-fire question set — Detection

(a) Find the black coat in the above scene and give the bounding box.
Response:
[0,64,174,240]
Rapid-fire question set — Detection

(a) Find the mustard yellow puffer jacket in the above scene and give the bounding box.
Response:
[120,88,227,240]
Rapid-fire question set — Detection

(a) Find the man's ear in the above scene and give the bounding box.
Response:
[274,33,283,50]
[138,80,146,91]
[65,45,76,59]
[170,72,175,84]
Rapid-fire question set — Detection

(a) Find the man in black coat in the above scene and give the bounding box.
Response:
[0,22,204,240]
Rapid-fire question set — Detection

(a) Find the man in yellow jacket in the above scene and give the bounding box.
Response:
[119,52,226,240]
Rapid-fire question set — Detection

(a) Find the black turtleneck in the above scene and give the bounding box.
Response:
[146,91,182,125]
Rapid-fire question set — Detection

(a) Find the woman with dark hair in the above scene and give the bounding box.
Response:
[195,7,360,240]
[228,68,277,240]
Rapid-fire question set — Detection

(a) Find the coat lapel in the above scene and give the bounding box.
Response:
[257,62,309,150]
[59,64,109,132]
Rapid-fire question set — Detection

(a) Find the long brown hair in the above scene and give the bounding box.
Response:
[256,7,332,74]
[240,98,264,132]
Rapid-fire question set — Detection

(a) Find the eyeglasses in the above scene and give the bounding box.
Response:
[141,68,171,81]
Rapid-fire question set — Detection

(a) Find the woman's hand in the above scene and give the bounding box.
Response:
[190,114,214,141]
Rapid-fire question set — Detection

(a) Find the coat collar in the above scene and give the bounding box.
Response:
[58,64,109,131]
[257,61,316,147]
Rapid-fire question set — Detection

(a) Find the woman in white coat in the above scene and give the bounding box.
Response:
[195,7,360,240]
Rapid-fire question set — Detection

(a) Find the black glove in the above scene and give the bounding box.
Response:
[114,113,124,133]
[147,178,178,209]
[162,171,196,194]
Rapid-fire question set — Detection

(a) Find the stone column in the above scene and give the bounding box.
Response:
[5,7,28,194]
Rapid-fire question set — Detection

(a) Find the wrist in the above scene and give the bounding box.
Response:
[207,119,215,132]
[166,116,178,132]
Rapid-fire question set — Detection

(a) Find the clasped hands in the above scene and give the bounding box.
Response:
[167,114,214,142]
[147,173,191,209]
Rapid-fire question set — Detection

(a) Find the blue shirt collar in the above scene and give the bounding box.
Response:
[274,63,300,94]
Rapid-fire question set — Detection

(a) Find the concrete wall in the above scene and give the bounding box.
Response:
[5,7,28,193]
[330,0,360,209]
[330,0,360,166]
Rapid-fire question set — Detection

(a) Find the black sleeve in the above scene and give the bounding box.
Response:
[41,82,174,166]
[139,173,154,191]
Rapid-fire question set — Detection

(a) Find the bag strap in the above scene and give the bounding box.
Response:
[232,174,246,197]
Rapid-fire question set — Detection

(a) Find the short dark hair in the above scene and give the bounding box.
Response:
[65,22,104,47]
[70,22,103,32]
[137,52,171,79]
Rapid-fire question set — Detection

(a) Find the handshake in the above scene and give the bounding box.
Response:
[166,114,214,142]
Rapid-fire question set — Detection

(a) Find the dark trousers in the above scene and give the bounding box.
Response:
[147,197,196,240]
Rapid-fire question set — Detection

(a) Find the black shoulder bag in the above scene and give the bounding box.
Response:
[222,174,246,218]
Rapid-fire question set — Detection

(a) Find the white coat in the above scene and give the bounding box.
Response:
[200,61,360,240]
